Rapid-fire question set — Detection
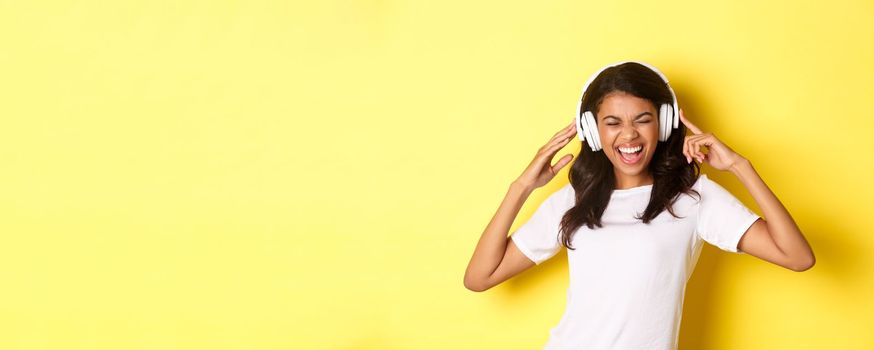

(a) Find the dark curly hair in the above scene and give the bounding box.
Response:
[559,62,701,250]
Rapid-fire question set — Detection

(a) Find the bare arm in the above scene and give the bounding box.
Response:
[731,159,815,271]
[464,121,577,292]
[463,181,536,292]
[680,109,815,272]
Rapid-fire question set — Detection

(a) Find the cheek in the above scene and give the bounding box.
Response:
[645,122,660,135]
[598,128,619,141]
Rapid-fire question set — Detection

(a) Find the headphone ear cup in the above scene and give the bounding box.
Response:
[665,104,677,141]
[575,113,586,142]
[583,111,602,151]
[581,111,594,150]
[664,104,674,140]
[658,104,668,141]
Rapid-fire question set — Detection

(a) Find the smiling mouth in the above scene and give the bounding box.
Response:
[616,146,644,164]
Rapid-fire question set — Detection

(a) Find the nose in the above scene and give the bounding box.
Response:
[619,124,640,140]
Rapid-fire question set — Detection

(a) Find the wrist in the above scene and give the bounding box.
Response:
[510,179,536,194]
[729,157,752,176]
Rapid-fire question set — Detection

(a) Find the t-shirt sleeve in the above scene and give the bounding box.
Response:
[695,174,761,254]
[509,185,571,265]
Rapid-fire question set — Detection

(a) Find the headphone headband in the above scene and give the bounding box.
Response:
[575,60,678,128]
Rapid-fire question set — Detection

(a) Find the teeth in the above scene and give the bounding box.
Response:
[618,145,642,153]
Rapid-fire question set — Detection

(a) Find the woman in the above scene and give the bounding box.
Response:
[463,61,815,350]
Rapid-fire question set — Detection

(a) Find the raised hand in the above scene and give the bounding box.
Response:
[679,109,747,171]
[516,121,577,189]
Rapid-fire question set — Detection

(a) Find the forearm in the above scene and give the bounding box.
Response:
[729,158,815,264]
[464,181,534,287]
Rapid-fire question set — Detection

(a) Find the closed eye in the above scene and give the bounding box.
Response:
[607,120,651,126]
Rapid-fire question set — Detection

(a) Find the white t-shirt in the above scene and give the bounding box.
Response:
[510,174,760,350]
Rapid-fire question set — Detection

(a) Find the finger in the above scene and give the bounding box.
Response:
[690,135,710,162]
[548,123,577,145]
[566,122,577,135]
[691,140,701,163]
[679,108,704,135]
[551,154,574,173]
[697,136,715,161]
[686,135,703,162]
[547,125,572,144]
[696,141,708,161]
[682,136,691,163]
[555,121,575,137]
[566,122,578,136]
[684,135,699,163]
[540,134,574,161]
[556,134,575,150]
[683,137,692,164]
[685,134,707,163]
[546,125,577,150]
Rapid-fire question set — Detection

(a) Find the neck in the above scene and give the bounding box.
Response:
[614,172,654,190]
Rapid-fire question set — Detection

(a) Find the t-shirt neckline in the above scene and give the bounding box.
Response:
[611,183,653,196]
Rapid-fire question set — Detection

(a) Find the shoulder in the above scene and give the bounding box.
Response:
[693,173,734,194]
[558,183,574,197]
[691,173,745,208]
[680,173,712,205]
[692,173,709,191]
[555,183,574,200]
[535,183,575,212]
[552,183,576,211]
[692,173,728,195]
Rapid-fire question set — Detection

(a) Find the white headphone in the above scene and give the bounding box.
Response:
[574,60,680,152]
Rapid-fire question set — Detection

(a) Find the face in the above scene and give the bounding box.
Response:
[596,91,660,186]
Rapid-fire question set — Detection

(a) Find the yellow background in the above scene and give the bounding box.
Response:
[1,0,872,349]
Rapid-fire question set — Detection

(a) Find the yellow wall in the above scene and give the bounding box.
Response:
[1,1,871,349]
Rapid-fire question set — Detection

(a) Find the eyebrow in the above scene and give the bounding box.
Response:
[602,112,653,121]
